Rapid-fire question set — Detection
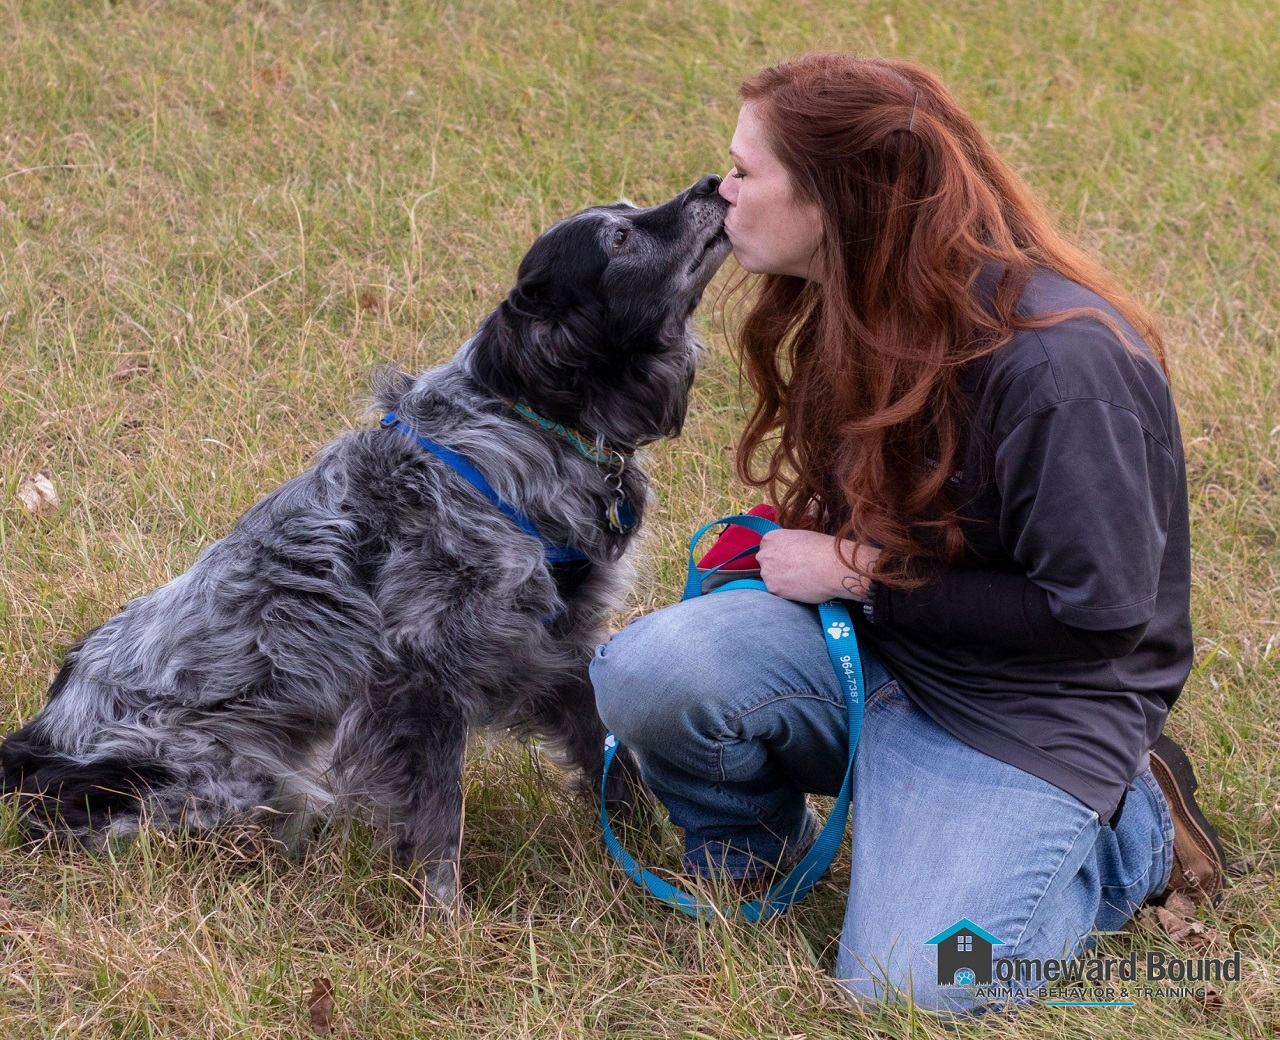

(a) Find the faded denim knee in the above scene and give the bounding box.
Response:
[590,612,720,766]
[590,591,827,776]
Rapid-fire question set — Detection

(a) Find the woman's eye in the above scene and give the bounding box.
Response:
[730,168,746,179]
[611,228,628,246]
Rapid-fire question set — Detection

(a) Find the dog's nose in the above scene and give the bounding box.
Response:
[690,174,722,196]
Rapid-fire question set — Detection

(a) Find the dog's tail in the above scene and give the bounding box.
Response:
[1,638,175,840]
[0,725,176,839]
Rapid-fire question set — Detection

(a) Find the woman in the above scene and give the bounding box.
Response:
[590,54,1226,1013]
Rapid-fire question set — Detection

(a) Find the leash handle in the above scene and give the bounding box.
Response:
[601,514,866,921]
[681,513,783,601]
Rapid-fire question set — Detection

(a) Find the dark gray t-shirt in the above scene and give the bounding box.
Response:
[859,268,1193,822]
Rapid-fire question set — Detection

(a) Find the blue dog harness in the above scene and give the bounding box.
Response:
[600,513,866,921]
[381,411,588,564]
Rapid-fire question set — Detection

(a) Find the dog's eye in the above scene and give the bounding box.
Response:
[611,228,628,247]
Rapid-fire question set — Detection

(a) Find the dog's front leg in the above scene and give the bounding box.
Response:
[334,696,468,911]
[400,719,468,911]
[531,666,645,815]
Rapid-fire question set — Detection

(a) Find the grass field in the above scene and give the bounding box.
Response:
[1,0,1277,1036]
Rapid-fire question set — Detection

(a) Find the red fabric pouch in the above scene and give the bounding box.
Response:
[694,502,777,570]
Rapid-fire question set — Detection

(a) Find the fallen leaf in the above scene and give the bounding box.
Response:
[259,62,290,86]
[358,291,383,313]
[15,469,59,515]
[1162,891,1198,918]
[1152,904,1184,931]
[1198,984,1224,1012]
[1168,920,1214,948]
[308,977,335,1036]
[112,355,152,383]
[1148,901,1226,950]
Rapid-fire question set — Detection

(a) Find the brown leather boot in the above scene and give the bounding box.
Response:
[1148,734,1226,906]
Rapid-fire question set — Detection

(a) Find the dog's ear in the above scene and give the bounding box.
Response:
[505,214,634,352]
[467,216,617,411]
[467,295,608,416]
[509,216,611,316]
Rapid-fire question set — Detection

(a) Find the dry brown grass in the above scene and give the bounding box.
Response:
[1,0,1277,1036]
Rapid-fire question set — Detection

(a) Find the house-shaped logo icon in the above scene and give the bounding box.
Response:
[925,918,1007,986]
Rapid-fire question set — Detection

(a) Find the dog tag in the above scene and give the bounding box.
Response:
[607,496,637,534]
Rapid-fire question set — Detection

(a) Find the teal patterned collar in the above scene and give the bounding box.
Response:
[505,399,633,468]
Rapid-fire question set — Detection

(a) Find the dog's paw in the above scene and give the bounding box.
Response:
[415,859,464,916]
[267,807,319,861]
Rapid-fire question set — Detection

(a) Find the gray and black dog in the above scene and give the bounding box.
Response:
[1,175,731,906]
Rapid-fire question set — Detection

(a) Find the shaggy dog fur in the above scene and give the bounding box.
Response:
[1,176,731,905]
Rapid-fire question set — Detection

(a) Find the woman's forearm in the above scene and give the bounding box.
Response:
[871,562,1147,659]
[754,528,880,604]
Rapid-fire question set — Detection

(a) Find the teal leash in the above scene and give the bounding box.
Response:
[599,513,866,920]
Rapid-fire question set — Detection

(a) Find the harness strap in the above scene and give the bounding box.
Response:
[601,514,866,920]
[381,411,588,564]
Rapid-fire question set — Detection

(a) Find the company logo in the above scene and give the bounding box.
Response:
[826,621,851,639]
[925,919,1006,986]
[926,917,1246,1006]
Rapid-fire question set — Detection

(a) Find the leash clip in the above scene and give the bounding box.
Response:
[606,453,637,534]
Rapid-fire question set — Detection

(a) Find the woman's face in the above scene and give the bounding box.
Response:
[719,101,825,281]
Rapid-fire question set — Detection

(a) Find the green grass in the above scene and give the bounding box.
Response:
[1,0,1277,1036]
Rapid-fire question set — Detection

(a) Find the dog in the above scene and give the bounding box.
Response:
[1,175,731,907]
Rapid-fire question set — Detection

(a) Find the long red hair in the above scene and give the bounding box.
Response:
[729,53,1164,584]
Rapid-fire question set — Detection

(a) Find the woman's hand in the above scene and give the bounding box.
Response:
[755,528,882,604]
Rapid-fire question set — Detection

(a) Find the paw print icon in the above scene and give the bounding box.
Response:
[826,621,851,639]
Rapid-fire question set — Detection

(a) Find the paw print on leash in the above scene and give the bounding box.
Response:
[826,621,851,639]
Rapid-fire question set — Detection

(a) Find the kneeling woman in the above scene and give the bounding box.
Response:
[591,53,1225,1013]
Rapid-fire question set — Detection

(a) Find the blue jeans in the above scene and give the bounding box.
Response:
[590,589,1175,1014]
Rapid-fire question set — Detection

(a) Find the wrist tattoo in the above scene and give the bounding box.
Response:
[841,574,869,602]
